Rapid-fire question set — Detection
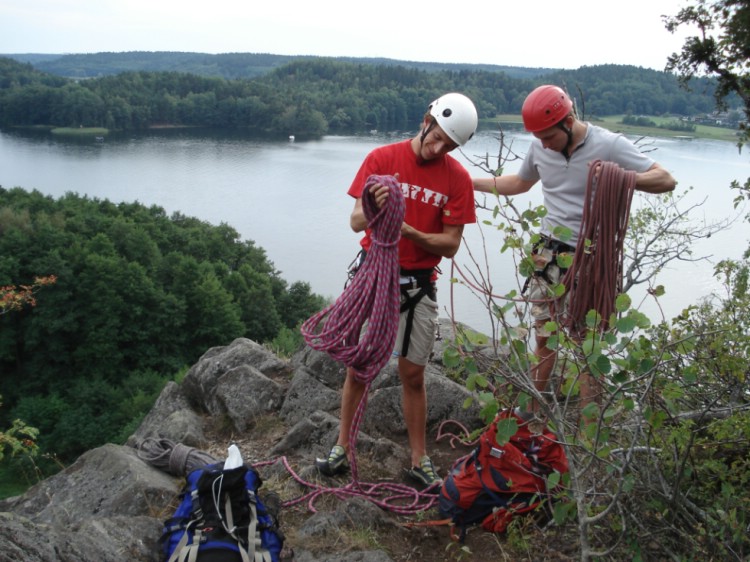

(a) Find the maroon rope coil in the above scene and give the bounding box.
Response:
[560,160,636,334]
[300,174,404,383]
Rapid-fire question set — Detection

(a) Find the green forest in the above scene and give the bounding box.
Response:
[0,53,731,139]
[0,187,326,490]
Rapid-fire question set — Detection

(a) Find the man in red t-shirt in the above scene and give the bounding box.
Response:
[316,93,478,486]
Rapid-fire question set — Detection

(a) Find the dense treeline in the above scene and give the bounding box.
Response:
[0,187,326,466]
[0,55,722,137]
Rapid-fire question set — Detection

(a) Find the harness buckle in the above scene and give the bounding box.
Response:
[538,236,575,255]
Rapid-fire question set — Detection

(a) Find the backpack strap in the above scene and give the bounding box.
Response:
[244,488,273,562]
[168,524,201,562]
[218,494,252,562]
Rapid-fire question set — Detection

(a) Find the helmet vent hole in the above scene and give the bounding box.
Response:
[442,109,453,117]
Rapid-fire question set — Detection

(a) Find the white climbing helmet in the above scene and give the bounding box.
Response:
[428,92,478,146]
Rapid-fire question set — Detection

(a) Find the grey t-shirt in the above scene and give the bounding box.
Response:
[518,123,655,247]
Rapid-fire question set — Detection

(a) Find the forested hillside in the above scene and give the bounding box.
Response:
[0,188,325,484]
[4,51,558,80]
[0,54,724,137]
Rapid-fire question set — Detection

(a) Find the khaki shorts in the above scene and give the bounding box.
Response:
[526,247,569,337]
[394,287,439,366]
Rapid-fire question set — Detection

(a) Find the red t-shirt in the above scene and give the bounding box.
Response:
[347,140,476,271]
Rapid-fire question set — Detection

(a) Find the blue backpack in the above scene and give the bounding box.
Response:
[160,462,284,562]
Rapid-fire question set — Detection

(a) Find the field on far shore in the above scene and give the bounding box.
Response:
[491,114,742,143]
[50,126,108,136]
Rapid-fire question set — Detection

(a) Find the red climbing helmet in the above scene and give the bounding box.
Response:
[521,85,573,133]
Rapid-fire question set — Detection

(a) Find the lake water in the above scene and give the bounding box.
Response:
[1,126,749,336]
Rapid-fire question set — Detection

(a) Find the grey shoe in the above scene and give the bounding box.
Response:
[315,445,349,477]
[406,455,442,487]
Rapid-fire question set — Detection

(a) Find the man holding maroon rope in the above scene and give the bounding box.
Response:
[474,85,676,418]
[316,92,479,486]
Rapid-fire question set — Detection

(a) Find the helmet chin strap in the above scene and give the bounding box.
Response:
[416,119,438,164]
[557,116,574,160]
[420,118,437,145]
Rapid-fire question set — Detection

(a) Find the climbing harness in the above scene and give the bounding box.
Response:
[344,250,436,360]
[521,236,575,295]
[398,267,436,358]
[344,249,366,289]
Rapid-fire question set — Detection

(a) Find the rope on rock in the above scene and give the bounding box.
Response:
[260,456,440,516]
[135,437,220,476]
[560,159,636,334]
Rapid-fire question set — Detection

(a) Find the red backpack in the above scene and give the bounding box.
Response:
[438,409,568,540]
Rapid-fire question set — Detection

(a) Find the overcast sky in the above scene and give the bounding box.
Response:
[0,0,696,71]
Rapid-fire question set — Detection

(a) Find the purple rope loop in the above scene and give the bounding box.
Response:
[270,456,440,515]
[300,174,404,383]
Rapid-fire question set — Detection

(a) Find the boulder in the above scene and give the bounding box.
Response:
[1,327,493,561]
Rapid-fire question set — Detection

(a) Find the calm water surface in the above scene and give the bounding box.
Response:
[1,127,749,335]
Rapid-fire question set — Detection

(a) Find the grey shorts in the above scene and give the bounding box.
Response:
[394,287,439,366]
[526,247,569,337]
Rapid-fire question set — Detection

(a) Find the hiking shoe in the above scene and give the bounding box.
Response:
[315,445,349,477]
[406,455,442,487]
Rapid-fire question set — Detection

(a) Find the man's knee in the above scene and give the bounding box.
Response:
[398,358,425,391]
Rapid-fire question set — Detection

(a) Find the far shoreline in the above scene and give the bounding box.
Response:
[12,117,744,145]
[488,114,742,144]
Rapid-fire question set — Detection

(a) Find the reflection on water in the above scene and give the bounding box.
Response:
[1,126,748,335]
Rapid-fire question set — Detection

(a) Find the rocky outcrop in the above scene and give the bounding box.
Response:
[0,321,490,561]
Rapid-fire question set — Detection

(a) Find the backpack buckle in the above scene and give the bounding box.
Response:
[490,447,504,458]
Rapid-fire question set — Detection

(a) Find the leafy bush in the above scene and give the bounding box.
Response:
[0,188,327,467]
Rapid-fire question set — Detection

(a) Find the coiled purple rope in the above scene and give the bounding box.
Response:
[301,174,404,383]
[294,175,441,511]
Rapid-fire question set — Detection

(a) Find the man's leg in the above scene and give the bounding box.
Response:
[316,367,365,475]
[532,331,557,393]
[579,371,602,413]
[526,251,560,412]
[395,285,440,485]
[335,367,367,454]
[530,329,557,413]
[398,357,427,467]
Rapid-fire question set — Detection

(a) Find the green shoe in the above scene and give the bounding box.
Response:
[315,445,349,477]
[406,455,442,487]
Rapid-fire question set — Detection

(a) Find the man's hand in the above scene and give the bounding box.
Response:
[368,172,400,208]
